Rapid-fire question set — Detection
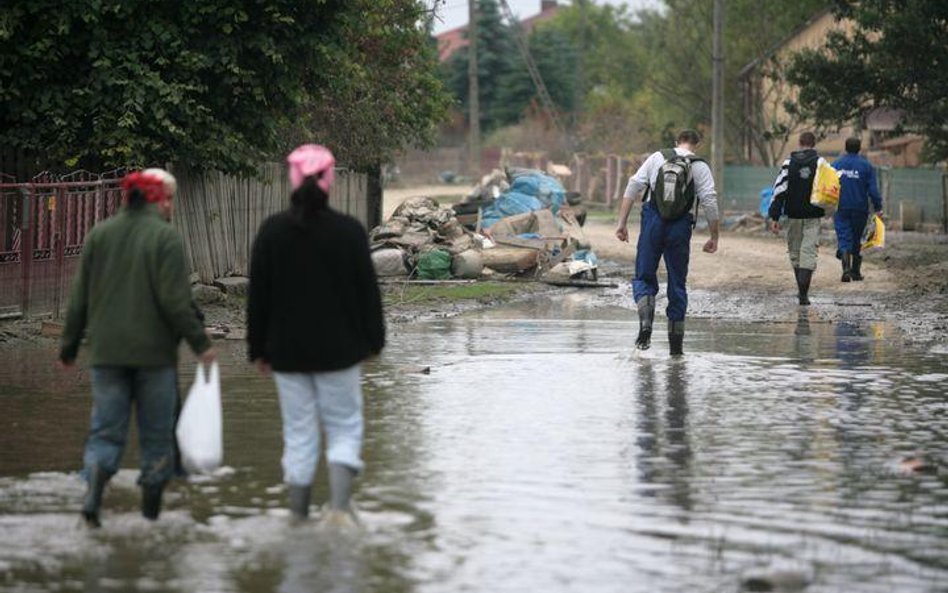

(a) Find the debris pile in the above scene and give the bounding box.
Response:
[370,169,600,283]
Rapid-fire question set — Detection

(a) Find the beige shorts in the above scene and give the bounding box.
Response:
[786,218,821,270]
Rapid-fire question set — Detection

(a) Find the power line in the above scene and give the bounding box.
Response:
[496,0,570,152]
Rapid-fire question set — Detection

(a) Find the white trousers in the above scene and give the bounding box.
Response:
[273,365,364,486]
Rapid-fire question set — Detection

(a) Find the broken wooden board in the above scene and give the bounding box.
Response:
[494,236,564,251]
[542,279,618,289]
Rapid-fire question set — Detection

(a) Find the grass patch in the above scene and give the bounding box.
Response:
[431,194,467,205]
[584,209,615,221]
[383,281,522,307]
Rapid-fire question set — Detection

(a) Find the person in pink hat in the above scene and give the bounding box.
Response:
[247,144,385,526]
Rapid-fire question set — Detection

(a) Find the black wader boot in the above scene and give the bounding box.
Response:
[287,485,311,521]
[669,321,685,357]
[851,253,864,281]
[635,295,656,350]
[840,252,852,282]
[82,465,108,528]
[141,484,164,521]
[796,268,813,305]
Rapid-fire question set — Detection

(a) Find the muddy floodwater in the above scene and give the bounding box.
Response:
[1,293,947,593]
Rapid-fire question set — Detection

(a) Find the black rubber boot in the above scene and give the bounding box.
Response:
[141,484,164,521]
[287,484,311,521]
[81,465,108,528]
[635,295,656,350]
[797,268,813,305]
[668,320,685,357]
[851,253,864,281]
[840,252,852,282]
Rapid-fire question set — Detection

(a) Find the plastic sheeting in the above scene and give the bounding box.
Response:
[480,170,566,229]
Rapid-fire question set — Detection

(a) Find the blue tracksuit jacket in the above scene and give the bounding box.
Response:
[832,153,882,253]
[831,154,882,213]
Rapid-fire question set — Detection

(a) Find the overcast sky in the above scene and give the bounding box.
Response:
[429,0,663,34]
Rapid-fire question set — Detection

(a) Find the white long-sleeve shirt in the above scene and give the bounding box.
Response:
[622,147,720,222]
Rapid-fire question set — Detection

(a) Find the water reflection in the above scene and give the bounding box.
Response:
[1,295,947,592]
[635,360,693,512]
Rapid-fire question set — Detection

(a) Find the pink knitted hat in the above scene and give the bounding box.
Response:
[287,144,336,193]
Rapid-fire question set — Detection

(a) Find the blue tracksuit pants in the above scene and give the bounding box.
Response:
[834,209,868,255]
[632,204,692,322]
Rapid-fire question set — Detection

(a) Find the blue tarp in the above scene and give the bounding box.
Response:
[480,170,566,229]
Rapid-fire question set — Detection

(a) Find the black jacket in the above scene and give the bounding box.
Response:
[247,208,385,372]
[769,149,825,220]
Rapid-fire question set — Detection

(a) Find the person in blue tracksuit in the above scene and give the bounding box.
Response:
[832,137,883,281]
[615,129,720,356]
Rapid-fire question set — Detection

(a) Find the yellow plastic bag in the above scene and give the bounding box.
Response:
[861,213,885,251]
[810,160,840,213]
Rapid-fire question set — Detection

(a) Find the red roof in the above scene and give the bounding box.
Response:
[436,25,469,63]
[435,1,561,63]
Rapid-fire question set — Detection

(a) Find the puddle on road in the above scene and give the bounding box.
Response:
[1,293,946,593]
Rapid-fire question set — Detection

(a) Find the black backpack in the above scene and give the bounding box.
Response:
[647,149,705,221]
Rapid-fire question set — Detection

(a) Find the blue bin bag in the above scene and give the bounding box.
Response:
[572,249,599,266]
[759,186,774,217]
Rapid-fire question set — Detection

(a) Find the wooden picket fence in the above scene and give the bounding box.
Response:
[172,164,369,283]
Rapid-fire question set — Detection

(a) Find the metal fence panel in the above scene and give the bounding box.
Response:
[0,179,123,319]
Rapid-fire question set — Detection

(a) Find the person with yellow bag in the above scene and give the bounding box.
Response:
[768,132,829,305]
[832,137,883,281]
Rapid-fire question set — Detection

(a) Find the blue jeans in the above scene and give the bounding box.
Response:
[84,366,178,486]
[633,204,693,321]
[834,209,868,255]
[273,365,364,486]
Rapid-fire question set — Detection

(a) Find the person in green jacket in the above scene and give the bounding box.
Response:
[59,168,216,528]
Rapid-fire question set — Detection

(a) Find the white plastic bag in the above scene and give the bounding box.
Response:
[176,362,223,474]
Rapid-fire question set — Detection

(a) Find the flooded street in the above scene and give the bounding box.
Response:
[2,292,947,593]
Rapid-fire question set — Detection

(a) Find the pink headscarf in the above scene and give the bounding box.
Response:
[287,144,335,193]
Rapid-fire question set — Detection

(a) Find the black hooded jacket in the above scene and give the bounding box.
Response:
[769,148,826,220]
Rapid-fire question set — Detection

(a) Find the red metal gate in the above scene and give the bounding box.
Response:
[0,175,123,318]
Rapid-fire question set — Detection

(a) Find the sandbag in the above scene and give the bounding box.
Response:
[452,249,483,279]
[416,248,453,280]
[176,362,223,474]
[372,248,408,276]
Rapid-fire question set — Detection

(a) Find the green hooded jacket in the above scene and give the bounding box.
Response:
[59,205,210,366]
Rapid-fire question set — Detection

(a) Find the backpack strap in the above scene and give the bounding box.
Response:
[688,157,708,228]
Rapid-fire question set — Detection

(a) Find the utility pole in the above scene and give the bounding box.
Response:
[467,0,481,179]
[574,0,587,136]
[498,0,570,152]
[711,0,725,197]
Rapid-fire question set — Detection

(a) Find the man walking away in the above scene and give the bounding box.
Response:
[768,132,827,305]
[615,129,720,356]
[832,137,883,281]
[59,168,216,528]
